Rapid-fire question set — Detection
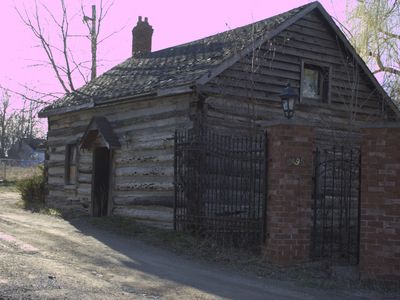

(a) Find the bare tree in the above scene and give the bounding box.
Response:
[17,0,115,95]
[11,98,43,141]
[0,90,12,158]
[346,0,400,102]
[0,88,44,158]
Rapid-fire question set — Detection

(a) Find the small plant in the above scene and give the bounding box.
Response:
[39,207,62,217]
[0,180,17,192]
[16,166,45,211]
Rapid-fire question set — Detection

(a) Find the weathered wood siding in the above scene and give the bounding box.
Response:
[46,94,195,226]
[201,10,397,145]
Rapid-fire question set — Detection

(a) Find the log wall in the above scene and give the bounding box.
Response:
[46,93,195,227]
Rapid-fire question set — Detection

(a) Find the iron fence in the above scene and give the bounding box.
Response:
[174,128,266,249]
[311,146,361,265]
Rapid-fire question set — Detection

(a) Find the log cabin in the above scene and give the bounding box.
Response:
[39,1,399,229]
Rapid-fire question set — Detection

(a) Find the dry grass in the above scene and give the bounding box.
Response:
[0,182,18,193]
[0,165,42,181]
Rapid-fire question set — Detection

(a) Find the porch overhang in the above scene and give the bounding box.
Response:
[80,116,121,150]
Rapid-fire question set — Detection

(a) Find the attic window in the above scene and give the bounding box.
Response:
[65,144,77,185]
[301,62,330,102]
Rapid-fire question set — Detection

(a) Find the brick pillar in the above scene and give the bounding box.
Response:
[264,123,314,264]
[360,125,400,285]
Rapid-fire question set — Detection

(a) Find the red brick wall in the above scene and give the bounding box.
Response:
[360,126,400,285]
[264,124,314,264]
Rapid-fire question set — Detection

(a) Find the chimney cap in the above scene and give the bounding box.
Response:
[132,16,153,56]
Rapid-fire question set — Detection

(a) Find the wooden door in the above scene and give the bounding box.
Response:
[92,147,110,217]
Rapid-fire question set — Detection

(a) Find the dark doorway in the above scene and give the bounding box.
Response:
[92,147,110,217]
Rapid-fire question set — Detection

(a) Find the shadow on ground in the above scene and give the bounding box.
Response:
[68,217,386,300]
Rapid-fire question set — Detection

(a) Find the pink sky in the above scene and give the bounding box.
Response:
[0,0,350,109]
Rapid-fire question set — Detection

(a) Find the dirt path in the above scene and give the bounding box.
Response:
[0,192,397,300]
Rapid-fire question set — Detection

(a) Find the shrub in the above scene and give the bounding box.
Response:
[16,166,45,211]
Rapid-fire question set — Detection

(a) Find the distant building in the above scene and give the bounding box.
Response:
[8,138,46,163]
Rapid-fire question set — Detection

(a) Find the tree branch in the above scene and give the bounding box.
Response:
[16,1,71,94]
[60,0,75,91]
[373,47,400,75]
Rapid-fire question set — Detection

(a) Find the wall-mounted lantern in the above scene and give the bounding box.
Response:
[279,83,298,119]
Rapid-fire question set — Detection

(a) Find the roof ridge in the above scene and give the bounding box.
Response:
[150,1,318,56]
[196,1,319,85]
[39,2,317,116]
[41,1,399,119]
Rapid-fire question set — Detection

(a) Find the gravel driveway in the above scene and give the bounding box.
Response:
[0,191,397,300]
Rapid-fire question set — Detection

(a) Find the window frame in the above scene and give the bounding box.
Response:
[300,60,331,104]
[65,143,78,185]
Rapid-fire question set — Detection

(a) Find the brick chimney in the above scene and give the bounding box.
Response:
[132,16,153,55]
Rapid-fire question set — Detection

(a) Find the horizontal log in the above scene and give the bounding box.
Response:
[113,116,188,135]
[48,94,191,130]
[78,173,91,184]
[79,155,92,164]
[48,107,189,138]
[49,153,65,162]
[115,182,173,192]
[78,166,92,174]
[77,186,91,196]
[48,167,64,176]
[47,188,77,199]
[113,206,173,223]
[126,138,175,152]
[115,165,173,178]
[113,194,174,207]
[115,174,173,185]
[48,176,64,185]
[115,152,173,165]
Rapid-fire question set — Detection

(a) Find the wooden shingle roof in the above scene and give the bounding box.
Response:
[39,2,310,116]
[39,1,399,117]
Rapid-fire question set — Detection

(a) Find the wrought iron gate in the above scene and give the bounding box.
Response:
[174,128,266,249]
[311,146,361,265]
